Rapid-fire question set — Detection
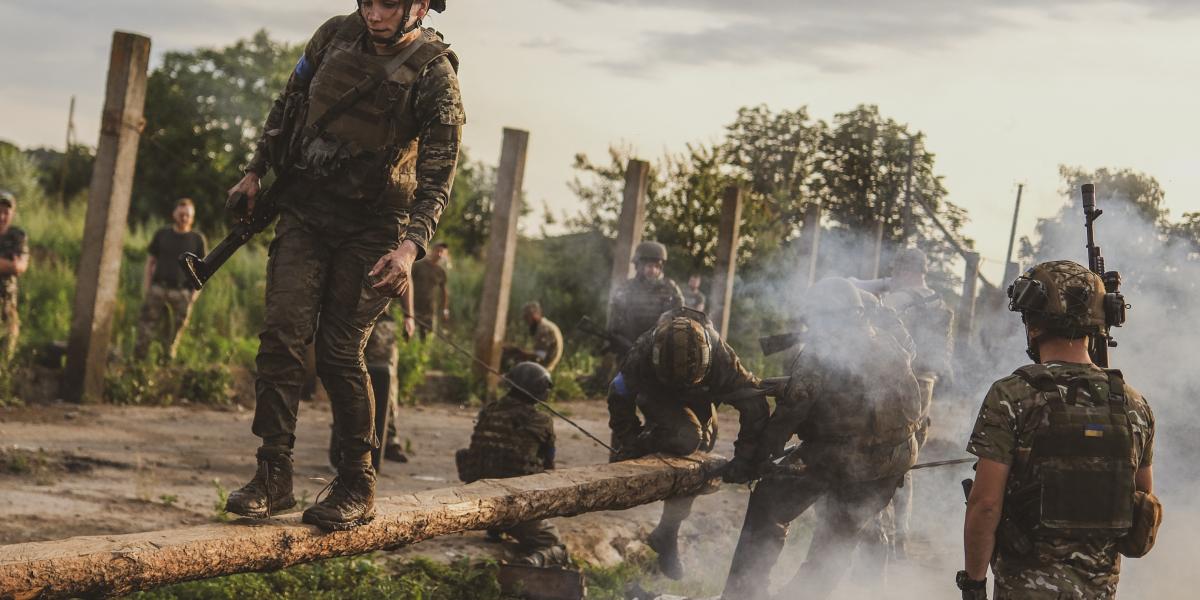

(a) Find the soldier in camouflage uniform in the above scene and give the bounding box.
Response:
[224,0,464,531]
[723,278,922,600]
[683,274,706,311]
[607,241,684,354]
[456,362,569,566]
[959,261,1156,600]
[609,307,769,580]
[0,191,29,358]
[505,301,563,372]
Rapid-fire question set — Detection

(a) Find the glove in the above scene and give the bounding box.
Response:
[721,458,758,484]
[956,571,987,600]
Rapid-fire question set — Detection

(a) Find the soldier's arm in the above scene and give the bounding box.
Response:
[759,364,820,463]
[606,372,642,453]
[244,19,338,176]
[964,458,1009,581]
[403,57,465,260]
[141,231,158,291]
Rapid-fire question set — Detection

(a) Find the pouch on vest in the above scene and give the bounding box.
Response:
[1012,366,1136,540]
[1118,490,1163,558]
[455,447,480,483]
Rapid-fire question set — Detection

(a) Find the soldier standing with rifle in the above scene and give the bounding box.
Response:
[222,0,464,531]
[958,188,1159,599]
[607,241,684,356]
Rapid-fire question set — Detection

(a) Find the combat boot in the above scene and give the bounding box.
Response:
[302,454,376,531]
[225,448,296,518]
[647,525,684,580]
[514,544,570,568]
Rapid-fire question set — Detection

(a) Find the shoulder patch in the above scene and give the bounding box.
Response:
[293,55,315,82]
[612,372,630,397]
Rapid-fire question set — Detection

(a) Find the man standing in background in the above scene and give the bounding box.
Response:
[683,274,706,312]
[504,301,563,372]
[412,241,450,337]
[0,190,29,357]
[607,241,684,356]
[135,198,207,361]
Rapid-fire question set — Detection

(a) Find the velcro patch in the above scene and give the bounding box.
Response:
[1084,424,1105,438]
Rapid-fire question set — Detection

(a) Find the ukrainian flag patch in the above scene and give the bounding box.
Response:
[1084,424,1105,438]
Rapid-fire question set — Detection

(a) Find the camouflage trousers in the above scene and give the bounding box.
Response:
[722,470,905,600]
[251,208,398,459]
[135,285,197,360]
[0,294,17,357]
[637,398,718,543]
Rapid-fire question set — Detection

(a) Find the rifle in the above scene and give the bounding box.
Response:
[759,332,802,357]
[1081,183,1129,368]
[576,316,634,355]
[180,191,279,290]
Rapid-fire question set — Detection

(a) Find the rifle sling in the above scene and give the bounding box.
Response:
[306,35,428,139]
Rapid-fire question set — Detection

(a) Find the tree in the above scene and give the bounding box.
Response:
[133,30,303,231]
[436,149,495,258]
[23,145,95,203]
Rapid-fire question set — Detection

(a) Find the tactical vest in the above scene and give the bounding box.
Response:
[1008,365,1136,540]
[467,398,547,479]
[616,277,682,343]
[302,16,457,204]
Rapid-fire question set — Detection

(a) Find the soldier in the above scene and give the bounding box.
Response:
[0,190,29,357]
[607,241,684,354]
[852,247,954,557]
[723,278,922,600]
[223,0,465,531]
[411,241,450,338]
[135,198,208,361]
[683,274,706,311]
[455,362,569,566]
[504,301,563,372]
[609,307,769,580]
[958,260,1158,599]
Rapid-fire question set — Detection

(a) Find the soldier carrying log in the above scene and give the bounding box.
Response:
[222,0,465,531]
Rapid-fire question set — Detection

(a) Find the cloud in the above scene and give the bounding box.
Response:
[554,0,1200,74]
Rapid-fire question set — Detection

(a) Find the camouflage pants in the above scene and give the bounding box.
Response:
[637,398,718,542]
[135,285,196,360]
[251,209,398,458]
[0,295,17,357]
[723,471,904,600]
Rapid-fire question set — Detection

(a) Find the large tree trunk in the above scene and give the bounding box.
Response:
[0,454,725,599]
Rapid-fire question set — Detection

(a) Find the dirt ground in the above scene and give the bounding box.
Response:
[0,397,974,598]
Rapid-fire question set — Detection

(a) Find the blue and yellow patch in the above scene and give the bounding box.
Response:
[1084,423,1105,438]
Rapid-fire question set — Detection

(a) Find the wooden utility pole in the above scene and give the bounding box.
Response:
[708,186,743,338]
[957,251,982,348]
[473,128,528,394]
[799,200,822,288]
[1003,184,1025,285]
[899,136,917,243]
[0,454,727,599]
[63,32,151,404]
[57,95,77,204]
[609,159,650,299]
[859,122,879,279]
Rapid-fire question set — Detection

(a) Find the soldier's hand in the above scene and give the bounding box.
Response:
[721,458,758,485]
[226,173,261,217]
[403,316,416,339]
[370,241,420,298]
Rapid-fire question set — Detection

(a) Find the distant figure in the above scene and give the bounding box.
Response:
[0,190,30,357]
[683,274,706,312]
[505,301,564,372]
[456,362,569,567]
[411,242,450,338]
[135,198,207,361]
[607,241,684,357]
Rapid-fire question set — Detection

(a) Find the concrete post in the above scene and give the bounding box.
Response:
[956,251,982,348]
[609,159,650,302]
[708,186,743,338]
[64,32,151,403]
[800,200,822,288]
[473,128,528,395]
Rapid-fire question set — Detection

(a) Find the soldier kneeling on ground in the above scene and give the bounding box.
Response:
[456,362,570,567]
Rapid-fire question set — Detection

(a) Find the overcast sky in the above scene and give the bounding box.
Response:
[2,0,1198,283]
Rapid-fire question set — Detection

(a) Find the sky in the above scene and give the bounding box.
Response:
[2,0,1199,284]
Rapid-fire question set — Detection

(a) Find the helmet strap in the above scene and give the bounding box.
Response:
[360,0,422,47]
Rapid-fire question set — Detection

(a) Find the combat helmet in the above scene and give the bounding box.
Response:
[799,277,865,318]
[633,241,668,263]
[507,361,553,403]
[890,247,928,275]
[1007,260,1108,339]
[651,316,712,386]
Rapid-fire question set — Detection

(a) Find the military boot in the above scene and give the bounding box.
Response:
[514,544,569,568]
[225,448,296,518]
[302,454,376,531]
[647,525,684,580]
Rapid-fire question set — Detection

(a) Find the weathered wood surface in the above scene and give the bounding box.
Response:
[0,454,726,599]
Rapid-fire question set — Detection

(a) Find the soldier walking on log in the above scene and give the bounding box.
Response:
[223,0,464,531]
[722,278,922,600]
[958,261,1159,599]
[609,307,770,580]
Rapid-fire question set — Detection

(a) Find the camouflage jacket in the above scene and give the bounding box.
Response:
[0,226,28,301]
[364,312,399,369]
[527,317,563,372]
[881,286,954,380]
[468,394,556,479]
[760,324,921,482]
[967,361,1155,598]
[607,275,684,346]
[246,15,464,258]
[609,315,765,463]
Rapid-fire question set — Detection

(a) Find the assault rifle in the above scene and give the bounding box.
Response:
[576,316,634,355]
[180,191,279,290]
[1081,183,1129,368]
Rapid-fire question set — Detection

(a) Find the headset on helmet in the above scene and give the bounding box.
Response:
[1007,260,1119,361]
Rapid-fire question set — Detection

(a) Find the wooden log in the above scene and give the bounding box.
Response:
[0,454,726,599]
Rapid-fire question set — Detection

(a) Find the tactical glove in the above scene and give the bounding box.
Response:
[721,458,758,484]
[956,571,987,600]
